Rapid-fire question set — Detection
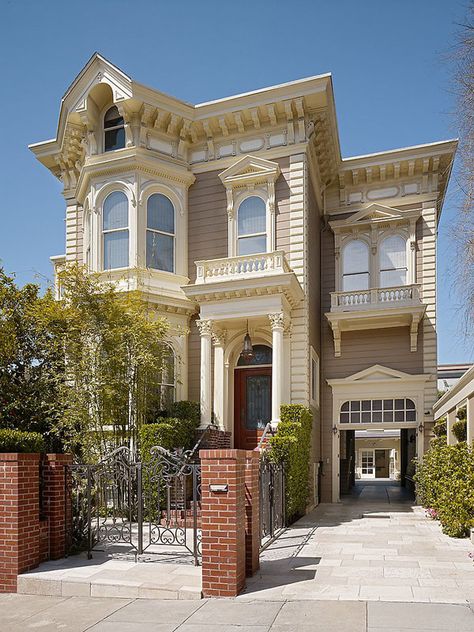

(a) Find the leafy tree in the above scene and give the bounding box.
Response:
[34,265,170,459]
[0,269,62,449]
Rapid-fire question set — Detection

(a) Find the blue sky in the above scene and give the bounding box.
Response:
[0,0,471,363]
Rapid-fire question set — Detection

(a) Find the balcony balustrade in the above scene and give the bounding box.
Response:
[330,284,421,312]
[195,251,291,285]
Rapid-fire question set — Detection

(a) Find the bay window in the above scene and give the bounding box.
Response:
[146,193,175,273]
[103,191,129,270]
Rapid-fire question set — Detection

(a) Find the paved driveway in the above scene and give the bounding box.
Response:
[241,481,474,603]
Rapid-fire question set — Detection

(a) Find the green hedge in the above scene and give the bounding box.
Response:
[169,401,200,427]
[415,441,474,537]
[0,429,45,453]
[433,419,447,437]
[268,404,313,524]
[452,419,467,443]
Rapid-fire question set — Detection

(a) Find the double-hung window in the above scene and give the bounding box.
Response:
[104,106,125,152]
[237,196,267,255]
[146,194,175,273]
[103,191,129,270]
[342,240,369,291]
[379,236,407,287]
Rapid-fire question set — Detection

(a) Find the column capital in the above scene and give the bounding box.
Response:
[212,328,227,347]
[268,312,285,330]
[196,319,213,337]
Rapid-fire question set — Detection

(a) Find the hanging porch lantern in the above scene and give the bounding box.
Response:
[240,320,254,363]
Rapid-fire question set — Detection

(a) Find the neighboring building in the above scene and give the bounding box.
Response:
[438,364,472,394]
[30,54,457,503]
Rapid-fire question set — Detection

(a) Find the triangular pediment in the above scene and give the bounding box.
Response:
[219,155,280,187]
[346,203,405,223]
[350,365,411,382]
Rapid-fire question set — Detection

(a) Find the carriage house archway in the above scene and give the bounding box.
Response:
[234,344,272,450]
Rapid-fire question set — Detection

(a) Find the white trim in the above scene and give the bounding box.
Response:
[310,347,320,409]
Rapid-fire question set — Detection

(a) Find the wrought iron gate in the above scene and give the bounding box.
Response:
[259,453,285,549]
[65,445,202,565]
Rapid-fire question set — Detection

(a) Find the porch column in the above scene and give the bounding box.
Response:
[467,395,474,446]
[268,313,284,427]
[447,408,456,445]
[212,329,226,430]
[197,319,213,429]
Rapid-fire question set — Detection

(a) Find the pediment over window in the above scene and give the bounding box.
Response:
[327,364,432,387]
[219,155,280,188]
[330,203,420,233]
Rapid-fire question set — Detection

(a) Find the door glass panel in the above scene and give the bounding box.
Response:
[245,375,271,430]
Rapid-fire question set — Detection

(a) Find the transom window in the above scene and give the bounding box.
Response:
[340,398,416,424]
[342,240,369,291]
[237,344,272,366]
[104,106,125,152]
[379,235,407,287]
[103,191,129,270]
[237,196,267,256]
[146,194,175,273]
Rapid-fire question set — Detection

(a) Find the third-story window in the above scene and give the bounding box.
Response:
[103,191,129,270]
[104,106,125,152]
[342,239,369,291]
[237,196,267,255]
[379,235,407,287]
[146,194,175,272]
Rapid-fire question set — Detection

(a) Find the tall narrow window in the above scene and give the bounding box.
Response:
[342,240,369,291]
[104,106,125,152]
[237,196,266,255]
[84,211,92,271]
[146,194,175,272]
[157,344,176,410]
[379,235,407,287]
[103,191,129,270]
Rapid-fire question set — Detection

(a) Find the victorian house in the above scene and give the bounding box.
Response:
[30,54,456,503]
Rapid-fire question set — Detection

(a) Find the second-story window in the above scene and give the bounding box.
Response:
[104,106,125,152]
[146,194,175,273]
[379,235,407,287]
[237,196,267,255]
[103,191,129,269]
[342,239,369,291]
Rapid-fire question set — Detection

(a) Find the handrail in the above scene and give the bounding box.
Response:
[257,422,275,450]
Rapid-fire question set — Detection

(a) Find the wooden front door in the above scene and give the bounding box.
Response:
[234,367,272,450]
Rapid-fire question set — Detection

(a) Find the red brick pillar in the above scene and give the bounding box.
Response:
[245,451,260,576]
[0,453,40,592]
[43,454,73,560]
[199,449,246,597]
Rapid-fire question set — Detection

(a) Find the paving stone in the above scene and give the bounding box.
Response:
[186,600,283,626]
[368,601,474,630]
[107,599,204,623]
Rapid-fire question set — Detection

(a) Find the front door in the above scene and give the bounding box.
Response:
[375,449,389,478]
[234,367,272,449]
[360,449,375,479]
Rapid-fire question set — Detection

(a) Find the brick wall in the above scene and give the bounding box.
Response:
[0,453,71,593]
[196,428,232,449]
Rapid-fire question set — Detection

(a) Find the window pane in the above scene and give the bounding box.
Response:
[341,402,350,412]
[406,399,416,410]
[104,128,125,152]
[103,191,128,230]
[380,269,407,288]
[237,344,272,366]
[362,412,371,423]
[342,272,369,291]
[238,197,266,236]
[373,400,382,410]
[380,235,406,271]
[362,400,371,411]
[343,240,369,275]
[104,106,124,128]
[146,231,174,272]
[238,235,267,255]
[340,412,349,423]
[104,230,129,269]
[147,194,175,234]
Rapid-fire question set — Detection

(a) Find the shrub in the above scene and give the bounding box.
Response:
[268,404,313,524]
[452,419,467,443]
[433,419,447,437]
[0,429,45,453]
[139,415,199,461]
[169,401,200,428]
[415,441,474,537]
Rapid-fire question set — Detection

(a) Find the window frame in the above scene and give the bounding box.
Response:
[146,193,176,273]
[103,105,125,153]
[236,194,268,257]
[101,190,130,271]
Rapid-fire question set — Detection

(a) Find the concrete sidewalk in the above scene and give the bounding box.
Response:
[1,594,474,631]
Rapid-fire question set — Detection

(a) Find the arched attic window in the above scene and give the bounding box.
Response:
[104,106,125,152]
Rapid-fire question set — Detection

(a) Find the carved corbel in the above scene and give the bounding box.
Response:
[116,104,134,147]
[225,187,234,220]
[140,104,155,147]
[284,100,295,144]
[268,180,276,214]
[410,314,421,352]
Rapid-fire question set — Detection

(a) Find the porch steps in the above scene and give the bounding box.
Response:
[17,553,202,600]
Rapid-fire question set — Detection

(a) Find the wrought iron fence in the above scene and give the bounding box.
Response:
[259,453,285,549]
[65,443,203,565]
